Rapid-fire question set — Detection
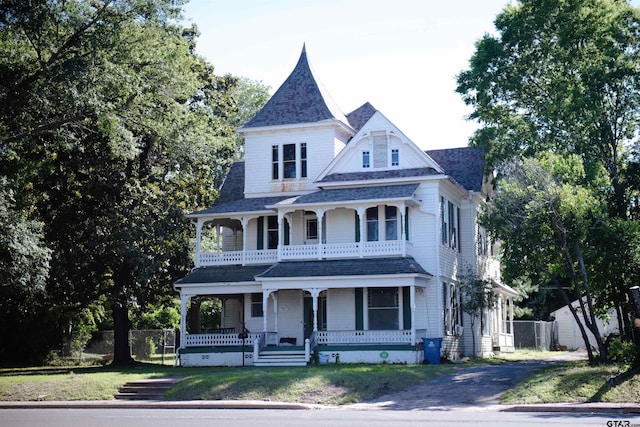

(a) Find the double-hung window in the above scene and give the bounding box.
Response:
[283,144,296,178]
[251,293,263,318]
[368,287,399,330]
[272,145,279,180]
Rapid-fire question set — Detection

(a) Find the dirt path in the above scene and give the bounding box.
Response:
[345,352,587,411]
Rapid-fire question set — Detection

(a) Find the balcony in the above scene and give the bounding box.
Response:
[197,240,413,267]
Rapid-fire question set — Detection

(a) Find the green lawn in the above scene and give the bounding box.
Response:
[0,351,638,404]
[502,361,640,404]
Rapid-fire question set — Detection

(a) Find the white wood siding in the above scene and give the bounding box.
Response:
[325,208,356,244]
[243,126,338,197]
[275,290,304,344]
[327,288,355,330]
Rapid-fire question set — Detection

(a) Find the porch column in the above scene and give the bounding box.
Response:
[315,209,326,260]
[195,219,204,267]
[271,291,279,337]
[241,217,249,266]
[410,285,416,345]
[179,293,189,350]
[308,288,324,332]
[400,204,407,257]
[262,291,270,333]
[216,224,221,254]
[356,207,366,258]
[509,297,514,335]
[277,211,285,261]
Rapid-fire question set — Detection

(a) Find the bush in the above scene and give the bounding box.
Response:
[608,337,640,367]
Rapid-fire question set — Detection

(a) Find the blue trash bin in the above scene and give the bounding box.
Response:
[422,338,442,365]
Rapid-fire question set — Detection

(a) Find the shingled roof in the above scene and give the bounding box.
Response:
[426,147,485,192]
[281,183,419,206]
[346,102,377,132]
[257,257,431,278]
[175,265,271,285]
[243,45,350,129]
[318,167,440,184]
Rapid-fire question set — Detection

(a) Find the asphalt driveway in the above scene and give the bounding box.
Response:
[345,352,588,411]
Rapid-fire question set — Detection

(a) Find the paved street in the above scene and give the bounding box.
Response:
[0,408,630,427]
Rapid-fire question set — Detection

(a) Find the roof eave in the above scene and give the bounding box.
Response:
[238,118,354,135]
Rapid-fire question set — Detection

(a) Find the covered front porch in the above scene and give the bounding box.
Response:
[174,258,433,366]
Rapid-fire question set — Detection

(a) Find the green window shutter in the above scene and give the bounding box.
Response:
[402,287,411,329]
[257,216,264,250]
[355,211,360,242]
[284,219,290,245]
[355,288,364,330]
[405,207,410,240]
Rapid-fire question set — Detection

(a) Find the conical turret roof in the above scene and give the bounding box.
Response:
[243,45,350,128]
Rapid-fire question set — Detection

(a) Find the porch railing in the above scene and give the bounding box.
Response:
[198,241,414,266]
[184,332,262,347]
[305,331,317,362]
[253,332,266,361]
[198,249,277,266]
[316,330,413,345]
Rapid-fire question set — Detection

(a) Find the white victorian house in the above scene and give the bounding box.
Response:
[174,46,516,367]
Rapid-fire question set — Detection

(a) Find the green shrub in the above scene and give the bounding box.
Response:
[608,337,640,366]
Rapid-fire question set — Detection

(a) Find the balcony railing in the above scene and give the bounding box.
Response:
[198,249,278,266]
[198,241,413,267]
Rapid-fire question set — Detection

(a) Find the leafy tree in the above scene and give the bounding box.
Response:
[483,155,612,364]
[0,177,53,363]
[0,1,268,365]
[457,0,640,342]
[459,270,498,358]
[456,0,640,220]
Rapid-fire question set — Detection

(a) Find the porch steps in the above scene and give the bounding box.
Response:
[114,377,183,400]
[253,347,308,367]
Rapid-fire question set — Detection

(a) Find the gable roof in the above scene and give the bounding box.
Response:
[426,147,485,192]
[346,102,377,132]
[257,257,431,278]
[242,45,350,129]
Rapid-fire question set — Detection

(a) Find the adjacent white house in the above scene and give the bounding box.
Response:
[551,299,619,351]
[173,46,516,367]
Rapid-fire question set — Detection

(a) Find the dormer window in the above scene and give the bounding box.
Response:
[391,148,399,166]
[362,151,371,168]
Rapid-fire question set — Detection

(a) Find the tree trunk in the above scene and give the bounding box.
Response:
[630,286,640,347]
[112,293,134,366]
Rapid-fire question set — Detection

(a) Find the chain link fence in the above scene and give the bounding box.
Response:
[513,320,557,350]
[82,329,176,364]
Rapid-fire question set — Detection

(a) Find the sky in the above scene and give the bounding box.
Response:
[179,0,636,150]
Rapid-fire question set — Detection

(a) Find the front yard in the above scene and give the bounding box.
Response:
[0,351,638,404]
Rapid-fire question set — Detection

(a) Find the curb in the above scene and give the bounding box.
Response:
[1,400,639,413]
[502,403,640,414]
[0,400,317,410]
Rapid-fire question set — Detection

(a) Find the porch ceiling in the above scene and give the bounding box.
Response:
[257,257,431,279]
